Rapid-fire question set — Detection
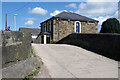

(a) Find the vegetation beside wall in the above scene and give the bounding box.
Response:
[50,41,58,44]
[24,66,40,80]
[31,48,37,57]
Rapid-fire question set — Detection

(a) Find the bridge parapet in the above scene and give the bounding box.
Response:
[57,33,120,61]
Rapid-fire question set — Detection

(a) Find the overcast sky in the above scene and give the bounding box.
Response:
[1,0,119,31]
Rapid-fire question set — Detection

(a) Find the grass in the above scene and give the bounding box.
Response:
[23,66,41,80]
[31,48,37,58]
[29,70,38,76]
[23,49,40,80]
[24,76,29,80]
[50,41,58,44]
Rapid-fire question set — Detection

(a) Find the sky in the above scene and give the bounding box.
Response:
[1,1,119,32]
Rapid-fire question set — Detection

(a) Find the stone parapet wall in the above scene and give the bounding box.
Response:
[2,57,42,78]
[1,31,32,68]
[57,33,120,61]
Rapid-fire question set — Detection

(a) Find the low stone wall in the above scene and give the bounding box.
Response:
[2,57,42,78]
[57,33,120,61]
[1,31,32,68]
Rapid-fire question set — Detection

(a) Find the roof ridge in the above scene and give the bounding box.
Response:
[49,11,98,22]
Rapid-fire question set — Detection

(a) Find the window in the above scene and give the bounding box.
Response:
[48,21,51,32]
[44,24,46,32]
[76,22,79,32]
[75,21,81,33]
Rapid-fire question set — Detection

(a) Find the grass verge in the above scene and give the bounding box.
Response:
[31,48,37,58]
[23,66,40,80]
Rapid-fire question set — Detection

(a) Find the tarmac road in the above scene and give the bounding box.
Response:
[32,44,118,78]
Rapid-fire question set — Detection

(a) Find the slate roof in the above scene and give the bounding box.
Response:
[41,12,98,24]
[53,11,98,22]
[19,28,40,35]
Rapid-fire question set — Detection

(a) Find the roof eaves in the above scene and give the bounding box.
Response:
[40,17,55,24]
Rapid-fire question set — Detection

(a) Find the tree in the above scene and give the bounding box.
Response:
[100,18,120,33]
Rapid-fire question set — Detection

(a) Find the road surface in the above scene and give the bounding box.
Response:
[32,44,118,78]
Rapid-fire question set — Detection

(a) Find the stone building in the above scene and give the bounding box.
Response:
[40,11,99,44]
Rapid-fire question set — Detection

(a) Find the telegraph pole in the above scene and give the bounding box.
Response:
[14,14,17,31]
[5,13,7,31]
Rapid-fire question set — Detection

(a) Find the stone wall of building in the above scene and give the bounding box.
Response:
[57,33,120,61]
[53,20,98,41]
[53,20,75,41]
[40,19,98,42]
[81,22,98,33]
[1,31,32,68]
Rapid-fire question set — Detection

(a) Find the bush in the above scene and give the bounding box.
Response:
[100,18,120,33]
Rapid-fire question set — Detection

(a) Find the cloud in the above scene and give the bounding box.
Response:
[86,0,119,2]
[79,3,86,9]
[94,11,118,26]
[113,11,118,18]
[94,16,110,32]
[50,10,61,16]
[24,17,41,21]
[94,16,110,26]
[50,10,67,16]
[76,2,118,17]
[93,11,118,31]
[24,20,34,26]
[29,7,48,15]
[65,3,77,8]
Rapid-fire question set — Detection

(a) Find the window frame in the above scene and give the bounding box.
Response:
[48,21,51,32]
[74,21,81,33]
[44,23,46,32]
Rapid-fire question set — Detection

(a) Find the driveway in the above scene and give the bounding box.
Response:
[32,44,118,78]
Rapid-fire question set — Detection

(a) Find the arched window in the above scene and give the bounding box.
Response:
[75,21,81,33]
[76,22,79,32]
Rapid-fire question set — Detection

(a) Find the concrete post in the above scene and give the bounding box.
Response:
[14,14,17,31]
[44,35,46,44]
